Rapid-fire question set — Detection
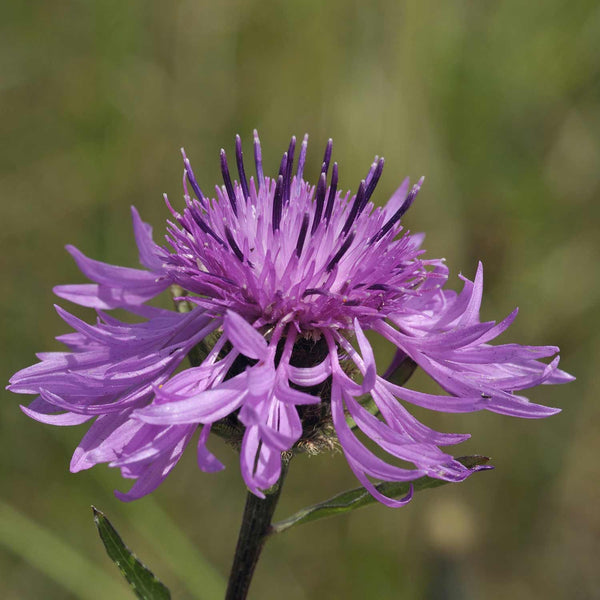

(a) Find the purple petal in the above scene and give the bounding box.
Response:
[109,425,192,467]
[372,382,470,446]
[20,403,93,426]
[382,177,410,220]
[65,245,157,287]
[70,412,142,472]
[457,262,484,327]
[58,245,169,307]
[344,392,458,467]
[224,310,267,359]
[114,427,195,501]
[52,284,118,309]
[131,206,167,271]
[381,378,486,413]
[246,363,276,397]
[543,368,575,384]
[331,380,424,482]
[276,380,320,405]
[136,377,247,424]
[240,426,281,495]
[197,425,225,472]
[347,454,415,508]
[353,319,376,392]
[287,360,331,386]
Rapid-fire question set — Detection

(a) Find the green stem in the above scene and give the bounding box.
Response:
[225,457,289,600]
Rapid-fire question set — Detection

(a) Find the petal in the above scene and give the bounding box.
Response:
[20,403,93,426]
[246,363,276,397]
[240,426,281,495]
[331,380,423,482]
[380,377,486,413]
[287,360,331,386]
[239,426,265,497]
[275,380,320,405]
[451,343,560,364]
[197,425,225,472]
[353,319,376,392]
[382,177,410,220]
[224,310,267,359]
[70,412,147,472]
[109,424,192,467]
[457,262,483,327]
[346,454,415,508]
[372,381,470,446]
[475,308,519,344]
[543,368,575,385]
[65,244,158,287]
[114,427,195,501]
[484,393,562,418]
[131,206,167,271]
[52,284,118,309]
[136,376,247,424]
[344,392,458,467]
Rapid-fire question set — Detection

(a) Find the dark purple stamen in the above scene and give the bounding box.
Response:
[272,175,284,232]
[311,173,327,234]
[341,181,366,235]
[224,226,245,262]
[326,232,355,271]
[278,152,287,179]
[220,149,238,216]
[284,136,296,204]
[189,209,226,246]
[302,288,327,297]
[253,129,265,191]
[324,162,338,224]
[321,138,333,176]
[181,149,206,205]
[361,157,384,211]
[370,178,424,244]
[368,283,389,291]
[235,135,250,201]
[296,213,310,258]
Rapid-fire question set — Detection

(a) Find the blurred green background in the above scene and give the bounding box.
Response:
[1,1,598,598]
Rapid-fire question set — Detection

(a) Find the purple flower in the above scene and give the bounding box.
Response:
[8,132,573,505]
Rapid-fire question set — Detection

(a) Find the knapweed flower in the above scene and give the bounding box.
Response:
[9,132,573,505]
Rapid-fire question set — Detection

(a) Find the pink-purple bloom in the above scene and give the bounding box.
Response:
[8,132,573,505]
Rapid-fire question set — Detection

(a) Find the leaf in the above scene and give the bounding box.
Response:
[92,507,171,600]
[270,456,491,535]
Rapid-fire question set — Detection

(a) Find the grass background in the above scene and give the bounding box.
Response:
[1,1,598,598]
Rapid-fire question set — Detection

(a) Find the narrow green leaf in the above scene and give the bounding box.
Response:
[92,507,171,600]
[270,456,490,535]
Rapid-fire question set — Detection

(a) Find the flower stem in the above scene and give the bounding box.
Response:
[225,457,290,600]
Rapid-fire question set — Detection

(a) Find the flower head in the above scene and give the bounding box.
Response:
[9,132,573,504]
